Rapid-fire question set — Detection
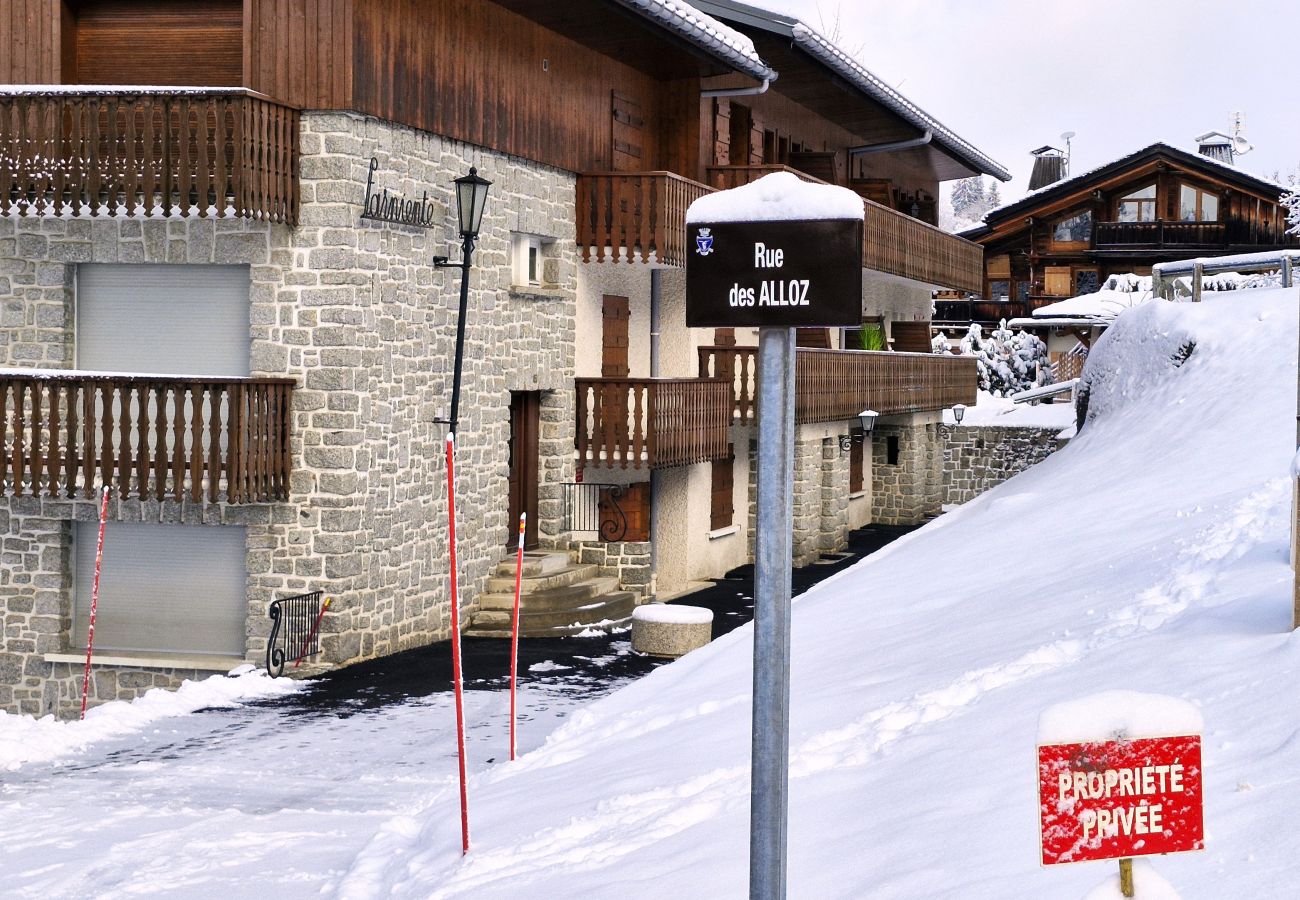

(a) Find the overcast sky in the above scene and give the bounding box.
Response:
[747,0,1300,202]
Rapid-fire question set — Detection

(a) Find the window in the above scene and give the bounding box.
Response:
[710,445,735,530]
[987,280,1010,301]
[886,435,900,466]
[1075,269,1101,295]
[849,429,865,493]
[1117,185,1157,222]
[1052,210,1092,244]
[1179,185,1220,222]
[511,233,552,287]
[1016,280,1031,301]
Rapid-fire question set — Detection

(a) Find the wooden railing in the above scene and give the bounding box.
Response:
[576,171,712,267]
[1094,220,1227,249]
[705,164,828,191]
[0,372,294,503]
[933,297,1059,324]
[863,197,983,293]
[575,377,731,469]
[698,346,977,424]
[0,89,299,223]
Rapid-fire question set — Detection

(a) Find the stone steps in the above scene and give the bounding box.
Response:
[467,548,637,639]
[465,591,638,638]
[493,550,570,579]
[484,563,599,595]
[476,576,622,612]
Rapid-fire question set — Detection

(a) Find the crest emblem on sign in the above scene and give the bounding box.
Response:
[695,228,714,256]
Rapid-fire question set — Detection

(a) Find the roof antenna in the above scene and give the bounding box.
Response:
[1060,131,1076,177]
[1231,112,1253,157]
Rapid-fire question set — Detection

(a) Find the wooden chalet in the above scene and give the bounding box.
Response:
[939,141,1298,331]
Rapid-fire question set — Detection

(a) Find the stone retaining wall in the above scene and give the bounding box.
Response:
[943,425,1064,505]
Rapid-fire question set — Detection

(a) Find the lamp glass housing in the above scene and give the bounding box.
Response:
[952,403,966,426]
[858,409,879,435]
[454,167,492,238]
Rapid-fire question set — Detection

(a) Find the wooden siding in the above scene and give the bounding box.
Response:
[0,0,61,82]
[0,89,300,223]
[351,0,667,174]
[244,0,353,110]
[575,377,731,470]
[68,0,242,86]
[1,372,293,504]
[698,346,978,425]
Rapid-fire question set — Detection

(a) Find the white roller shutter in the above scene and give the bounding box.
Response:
[73,522,247,657]
[76,264,250,376]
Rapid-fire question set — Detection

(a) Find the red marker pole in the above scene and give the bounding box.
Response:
[445,433,471,855]
[509,512,526,760]
[293,596,333,669]
[80,486,110,720]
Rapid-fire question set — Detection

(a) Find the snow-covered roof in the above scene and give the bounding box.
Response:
[615,0,776,82]
[686,171,864,223]
[1031,288,1152,322]
[687,0,1010,182]
[971,142,1291,231]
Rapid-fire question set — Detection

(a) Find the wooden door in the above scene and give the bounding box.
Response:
[611,91,644,172]
[601,295,630,377]
[601,481,650,542]
[507,392,541,550]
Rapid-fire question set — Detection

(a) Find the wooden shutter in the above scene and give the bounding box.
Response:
[713,328,737,347]
[987,255,1012,278]
[71,0,243,86]
[601,294,630,377]
[890,322,933,354]
[849,429,864,493]
[712,99,731,165]
[611,91,645,172]
[789,151,841,185]
[710,444,735,531]
[795,327,831,349]
[1045,266,1073,297]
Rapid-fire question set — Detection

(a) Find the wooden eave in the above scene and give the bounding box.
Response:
[490,0,748,80]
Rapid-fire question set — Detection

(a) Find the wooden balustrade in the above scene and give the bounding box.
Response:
[704,164,829,191]
[0,372,293,504]
[863,196,983,293]
[576,171,713,267]
[698,345,977,425]
[1095,220,1227,249]
[575,377,731,469]
[0,89,299,223]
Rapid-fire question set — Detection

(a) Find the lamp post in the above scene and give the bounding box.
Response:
[839,409,879,452]
[434,166,492,434]
[937,403,965,439]
[433,165,490,858]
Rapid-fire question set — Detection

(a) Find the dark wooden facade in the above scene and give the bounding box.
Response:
[956,143,1297,324]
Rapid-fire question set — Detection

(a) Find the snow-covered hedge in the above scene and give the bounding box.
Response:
[947,321,1050,397]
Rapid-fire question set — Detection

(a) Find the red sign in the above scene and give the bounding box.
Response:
[1037,735,1204,865]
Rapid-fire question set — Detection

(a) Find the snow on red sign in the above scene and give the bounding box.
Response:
[1037,734,1204,865]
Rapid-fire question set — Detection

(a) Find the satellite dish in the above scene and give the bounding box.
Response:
[1060,131,1076,141]
[1233,135,1254,155]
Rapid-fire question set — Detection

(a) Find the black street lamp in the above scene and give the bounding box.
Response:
[434,166,492,435]
[839,409,879,453]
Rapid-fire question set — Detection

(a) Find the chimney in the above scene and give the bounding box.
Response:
[1028,146,1066,190]
[1196,131,1234,165]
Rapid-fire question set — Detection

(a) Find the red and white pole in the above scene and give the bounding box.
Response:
[80,485,110,721]
[445,433,471,855]
[509,512,526,761]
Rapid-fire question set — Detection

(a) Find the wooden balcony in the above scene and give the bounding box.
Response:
[579,168,984,293]
[1094,220,1229,250]
[1,372,293,504]
[0,88,299,223]
[576,171,712,267]
[697,346,977,425]
[575,377,731,469]
[933,297,1059,325]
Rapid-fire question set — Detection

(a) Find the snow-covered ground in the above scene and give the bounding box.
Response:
[336,288,1300,898]
[4,288,1297,898]
[943,390,1075,429]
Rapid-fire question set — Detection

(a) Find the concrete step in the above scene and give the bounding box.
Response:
[464,615,633,640]
[492,550,572,579]
[485,564,599,594]
[469,591,638,633]
[477,577,622,612]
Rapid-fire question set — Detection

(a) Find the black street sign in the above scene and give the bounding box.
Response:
[685,218,864,328]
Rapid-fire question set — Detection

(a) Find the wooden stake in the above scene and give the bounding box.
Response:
[1119,857,1134,898]
[80,486,110,720]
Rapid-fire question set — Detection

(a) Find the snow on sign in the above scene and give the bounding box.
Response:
[685,172,865,328]
[1036,691,1206,867]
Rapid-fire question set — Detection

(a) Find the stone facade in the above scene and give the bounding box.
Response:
[575,540,652,597]
[871,415,944,526]
[0,110,578,715]
[943,425,1064,505]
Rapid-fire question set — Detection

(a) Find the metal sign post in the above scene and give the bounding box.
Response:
[750,326,796,896]
[685,188,865,900]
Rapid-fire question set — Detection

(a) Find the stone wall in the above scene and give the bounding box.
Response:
[575,540,652,598]
[0,110,579,715]
[943,425,1063,505]
[871,415,944,525]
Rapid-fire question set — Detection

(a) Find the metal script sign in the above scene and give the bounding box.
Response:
[685,219,864,328]
[1037,735,1205,865]
[360,157,437,228]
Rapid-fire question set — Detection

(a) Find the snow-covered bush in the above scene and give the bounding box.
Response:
[1282,188,1300,236]
[957,321,1050,396]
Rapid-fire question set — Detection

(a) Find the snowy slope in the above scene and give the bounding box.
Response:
[341,289,1300,899]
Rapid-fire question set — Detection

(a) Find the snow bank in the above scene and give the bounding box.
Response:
[0,667,302,771]
[1038,691,1203,745]
[341,285,1300,898]
[686,172,864,223]
[945,390,1074,429]
[1083,860,1182,899]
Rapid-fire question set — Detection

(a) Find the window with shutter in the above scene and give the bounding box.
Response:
[601,294,630,377]
[710,444,735,531]
[849,429,864,493]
